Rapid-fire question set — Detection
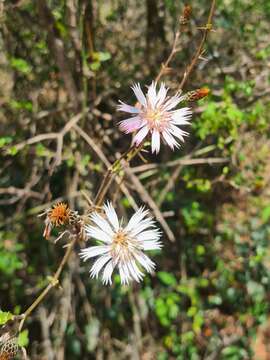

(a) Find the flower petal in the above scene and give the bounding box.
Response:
[156,83,168,105]
[130,218,155,237]
[147,81,158,108]
[127,259,144,282]
[80,245,110,261]
[90,254,112,278]
[163,94,184,111]
[90,212,114,236]
[102,260,115,285]
[136,229,162,242]
[133,251,156,273]
[131,83,147,107]
[125,207,149,232]
[103,202,119,231]
[85,225,113,243]
[168,124,188,143]
[119,116,143,134]
[162,130,180,150]
[151,129,161,154]
[171,107,192,124]
[117,100,140,113]
[132,125,149,146]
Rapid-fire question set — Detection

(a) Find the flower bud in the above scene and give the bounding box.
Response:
[185,88,210,101]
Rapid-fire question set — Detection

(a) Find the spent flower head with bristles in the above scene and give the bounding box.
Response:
[80,202,162,285]
[0,337,19,360]
[118,82,192,154]
[40,202,80,239]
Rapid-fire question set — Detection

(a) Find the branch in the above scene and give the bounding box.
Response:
[178,0,216,90]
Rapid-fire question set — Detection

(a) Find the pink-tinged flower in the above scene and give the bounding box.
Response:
[118,82,192,154]
[80,202,162,285]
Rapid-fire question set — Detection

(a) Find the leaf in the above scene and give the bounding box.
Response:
[0,311,14,325]
[157,272,177,286]
[10,58,32,74]
[262,205,270,222]
[18,329,29,347]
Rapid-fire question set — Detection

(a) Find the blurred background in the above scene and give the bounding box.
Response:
[1,0,270,359]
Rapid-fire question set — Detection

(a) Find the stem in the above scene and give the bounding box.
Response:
[94,144,144,206]
[178,0,216,91]
[19,237,77,331]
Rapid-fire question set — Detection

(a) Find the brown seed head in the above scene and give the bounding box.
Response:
[48,202,71,227]
[180,5,192,25]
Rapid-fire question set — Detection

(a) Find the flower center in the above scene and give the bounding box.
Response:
[113,230,128,246]
[144,107,169,131]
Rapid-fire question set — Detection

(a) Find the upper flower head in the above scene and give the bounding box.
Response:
[79,202,162,285]
[118,82,192,154]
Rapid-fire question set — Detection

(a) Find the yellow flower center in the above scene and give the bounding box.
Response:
[113,230,128,246]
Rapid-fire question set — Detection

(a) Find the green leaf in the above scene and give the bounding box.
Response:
[90,61,101,71]
[18,329,29,347]
[262,205,270,222]
[0,311,14,325]
[157,272,177,286]
[10,57,32,74]
[0,137,12,148]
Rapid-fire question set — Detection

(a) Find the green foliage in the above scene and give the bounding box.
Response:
[0,233,24,276]
[10,57,32,74]
[1,0,270,359]
[18,330,29,347]
[0,311,14,325]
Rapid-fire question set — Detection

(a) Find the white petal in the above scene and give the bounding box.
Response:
[133,251,156,273]
[118,116,143,134]
[132,125,149,146]
[119,263,130,285]
[85,225,113,243]
[90,212,114,236]
[147,81,158,108]
[156,83,168,106]
[130,218,155,236]
[103,202,119,231]
[141,240,162,250]
[136,229,161,242]
[127,259,144,282]
[162,130,180,150]
[90,254,112,278]
[80,245,110,260]
[151,129,160,154]
[117,101,139,113]
[131,83,147,107]
[163,94,183,111]
[168,124,188,143]
[171,107,192,124]
[125,207,149,232]
[102,260,114,285]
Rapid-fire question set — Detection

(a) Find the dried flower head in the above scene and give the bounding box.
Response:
[47,202,71,227]
[80,202,162,285]
[40,202,82,240]
[180,4,192,25]
[0,338,18,360]
[118,82,192,154]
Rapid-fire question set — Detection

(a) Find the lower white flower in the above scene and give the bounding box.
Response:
[80,202,162,285]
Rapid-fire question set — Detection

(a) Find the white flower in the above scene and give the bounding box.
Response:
[80,202,162,285]
[118,82,192,154]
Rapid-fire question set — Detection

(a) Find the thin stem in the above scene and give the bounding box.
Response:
[178,0,216,91]
[19,237,77,331]
[94,143,144,206]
